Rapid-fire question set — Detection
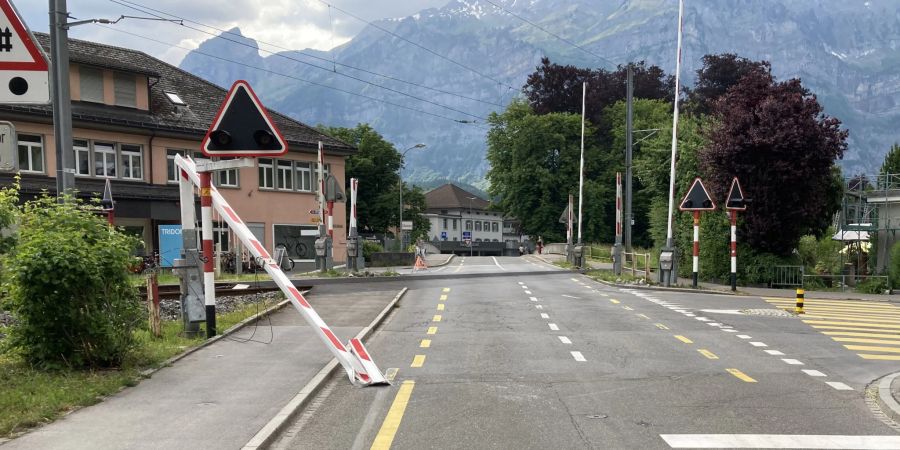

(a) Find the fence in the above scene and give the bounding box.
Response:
[770,265,804,288]
[801,273,891,293]
[624,252,651,281]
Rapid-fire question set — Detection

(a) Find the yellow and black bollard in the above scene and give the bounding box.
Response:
[795,288,804,314]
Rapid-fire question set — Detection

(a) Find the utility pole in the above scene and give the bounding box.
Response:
[624,65,634,253]
[49,0,74,200]
[660,0,685,287]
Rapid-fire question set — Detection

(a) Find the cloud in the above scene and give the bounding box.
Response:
[17,0,449,65]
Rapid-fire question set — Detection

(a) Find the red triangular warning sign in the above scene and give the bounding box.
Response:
[725,177,746,211]
[0,0,49,71]
[679,177,716,211]
[201,80,288,157]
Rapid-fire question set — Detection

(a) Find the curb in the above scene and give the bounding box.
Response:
[241,287,409,450]
[589,277,743,297]
[874,371,900,423]
[430,254,455,267]
[139,290,306,378]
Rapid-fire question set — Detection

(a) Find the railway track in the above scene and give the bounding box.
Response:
[139,282,308,300]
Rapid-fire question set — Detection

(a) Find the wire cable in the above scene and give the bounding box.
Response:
[109,0,502,110]
[96,25,488,126]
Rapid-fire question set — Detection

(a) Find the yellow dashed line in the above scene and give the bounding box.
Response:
[674,335,693,344]
[442,288,451,293]
[420,339,431,348]
[697,349,719,359]
[427,326,437,335]
[844,345,900,354]
[655,323,669,330]
[726,368,757,383]
[440,294,448,301]
[859,354,900,361]
[370,381,415,450]
[610,299,621,304]
[432,315,442,322]
[823,331,900,339]
[437,304,445,311]
[636,314,650,320]
[832,337,900,345]
[410,355,426,367]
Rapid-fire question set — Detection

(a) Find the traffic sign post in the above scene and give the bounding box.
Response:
[679,177,716,288]
[0,120,15,172]
[725,177,747,292]
[0,0,49,104]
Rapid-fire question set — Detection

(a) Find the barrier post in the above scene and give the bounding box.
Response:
[730,210,738,291]
[692,211,700,288]
[200,171,216,337]
[795,288,805,314]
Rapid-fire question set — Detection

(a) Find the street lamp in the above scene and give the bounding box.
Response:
[399,143,426,250]
[467,196,476,257]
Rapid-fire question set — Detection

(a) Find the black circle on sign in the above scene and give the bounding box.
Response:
[9,77,28,96]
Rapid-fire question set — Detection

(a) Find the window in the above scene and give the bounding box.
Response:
[274,224,318,260]
[452,219,457,230]
[17,134,43,173]
[167,149,194,183]
[120,144,143,180]
[80,67,104,103]
[475,221,482,232]
[465,220,472,231]
[492,222,499,233]
[276,160,293,190]
[114,72,136,108]
[311,163,331,193]
[442,218,448,229]
[258,158,274,189]
[217,168,238,188]
[94,142,116,177]
[73,139,90,176]
[164,92,186,106]
[295,162,313,192]
[213,226,230,252]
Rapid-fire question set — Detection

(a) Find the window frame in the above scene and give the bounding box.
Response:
[119,144,143,180]
[276,159,294,191]
[73,139,91,176]
[93,142,117,178]
[166,149,194,184]
[17,134,44,173]
[258,158,275,189]
[113,72,137,108]
[79,66,105,103]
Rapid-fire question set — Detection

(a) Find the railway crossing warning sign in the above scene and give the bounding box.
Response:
[725,177,747,211]
[0,0,49,104]
[679,177,716,211]
[201,80,287,157]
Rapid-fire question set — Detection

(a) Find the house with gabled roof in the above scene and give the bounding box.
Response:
[423,183,524,255]
[0,33,355,268]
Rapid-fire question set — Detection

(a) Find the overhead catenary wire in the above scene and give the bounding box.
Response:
[96,25,488,126]
[109,0,502,109]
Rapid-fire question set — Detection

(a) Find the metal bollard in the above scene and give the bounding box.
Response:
[795,288,804,314]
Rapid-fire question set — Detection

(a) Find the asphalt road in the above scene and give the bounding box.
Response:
[393,254,561,276]
[271,258,900,449]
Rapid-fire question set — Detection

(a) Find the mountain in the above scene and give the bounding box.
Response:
[180,0,900,186]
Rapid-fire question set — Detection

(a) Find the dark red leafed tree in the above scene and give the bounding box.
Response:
[699,71,847,256]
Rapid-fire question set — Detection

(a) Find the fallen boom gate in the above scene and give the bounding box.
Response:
[175,155,388,386]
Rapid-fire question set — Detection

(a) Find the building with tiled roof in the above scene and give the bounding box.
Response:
[423,183,524,255]
[0,33,355,268]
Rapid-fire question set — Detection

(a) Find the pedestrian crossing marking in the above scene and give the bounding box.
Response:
[765,297,900,360]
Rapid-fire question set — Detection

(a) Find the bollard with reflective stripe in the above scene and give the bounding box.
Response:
[199,171,216,337]
[795,288,805,314]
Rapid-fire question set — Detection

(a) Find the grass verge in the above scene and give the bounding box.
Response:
[0,295,281,438]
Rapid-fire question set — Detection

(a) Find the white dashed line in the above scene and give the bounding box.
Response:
[558,336,572,344]
[803,369,827,377]
[540,313,550,319]
[737,335,752,339]
[535,305,543,309]
[764,350,785,355]
[684,313,696,317]
[781,359,804,365]
[826,381,853,391]
[524,290,532,295]
[518,282,524,285]
[548,323,559,331]
[571,351,586,362]
[695,317,711,322]
[749,342,768,347]
[529,297,538,302]
[722,329,739,333]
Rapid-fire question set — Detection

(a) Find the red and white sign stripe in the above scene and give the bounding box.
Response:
[350,178,358,232]
[175,155,386,386]
[616,172,623,239]
[692,211,700,274]
[199,171,216,336]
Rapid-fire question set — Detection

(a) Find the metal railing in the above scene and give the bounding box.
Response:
[770,265,804,288]
[624,252,651,281]
[801,273,892,293]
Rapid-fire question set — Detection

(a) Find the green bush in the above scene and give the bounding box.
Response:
[739,249,794,286]
[3,195,141,369]
[857,277,889,295]
[362,240,383,261]
[890,241,900,288]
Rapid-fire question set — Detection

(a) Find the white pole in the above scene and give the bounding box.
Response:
[577,81,586,244]
[665,0,685,247]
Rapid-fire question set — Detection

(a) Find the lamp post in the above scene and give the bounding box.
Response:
[468,196,476,257]
[399,143,426,250]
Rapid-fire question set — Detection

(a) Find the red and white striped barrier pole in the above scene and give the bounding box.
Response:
[174,155,387,385]
[730,210,737,291]
[200,170,216,337]
[318,141,326,226]
[327,199,335,239]
[350,178,358,232]
[616,172,623,242]
[692,211,700,288]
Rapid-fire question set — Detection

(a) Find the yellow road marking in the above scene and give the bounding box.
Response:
[623,306,634,311]
[370,380,415,450]
[768,303,900,314]
[764,298,898,309]
[636,313,650,320]
[859,354,900,361]
[420,339,431,348]
[802,314,900,324]
[384,368,398,381]
[698,349,719,359]
[427,326,437,335]
[804,320,900,330]
[610,299,621,304]
[440,295,448,301]
[410,355,426,367]
[674,335,693,344]
[823,331,900,339]
[832,337,900,345]
[843,345,900,354]
[437,304,445,311]
[432,315,442,322]
[726,368,757,382]
[442,288,451,292]
[655,323,669,330]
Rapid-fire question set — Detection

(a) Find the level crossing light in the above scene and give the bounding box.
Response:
[399,143,426,250]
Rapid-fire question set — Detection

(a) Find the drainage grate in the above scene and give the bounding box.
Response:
[740,308,799,318]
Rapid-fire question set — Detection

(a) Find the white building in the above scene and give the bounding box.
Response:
[423,184,523,255]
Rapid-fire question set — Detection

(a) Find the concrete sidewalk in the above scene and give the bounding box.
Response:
[1,284,405,450]
[535,251,900,302]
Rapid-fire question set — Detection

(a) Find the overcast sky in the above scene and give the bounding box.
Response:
[17,1,449,65]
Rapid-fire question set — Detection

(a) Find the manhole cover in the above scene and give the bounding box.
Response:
[740,308,799,318]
